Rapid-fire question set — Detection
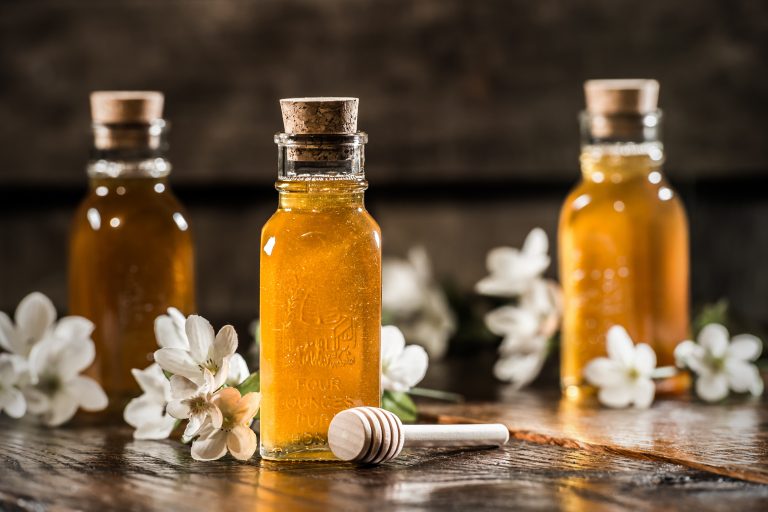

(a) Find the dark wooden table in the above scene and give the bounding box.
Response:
[2,357,768,511]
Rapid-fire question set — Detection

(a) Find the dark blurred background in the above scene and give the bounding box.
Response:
[1,0,767,343]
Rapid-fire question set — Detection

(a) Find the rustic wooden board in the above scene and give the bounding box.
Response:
[422,391,768,485]
[1,414,768,511]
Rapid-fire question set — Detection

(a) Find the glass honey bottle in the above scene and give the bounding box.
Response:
[559,80,690,399]
[69,91,195,410]
[260,98,381,461]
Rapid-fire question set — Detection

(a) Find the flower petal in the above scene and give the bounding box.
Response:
[213,325,238,363]
[22,387,49,415]
[631,378,655,409]
[584,358,625,387]
[1,387,27,418]
[695,373,729,402]
[724,359,762,394]
[226,353,250,387]
[493,352,545,389]
[697,324,729,358]
[154,348,203,383]
[237,392,262,422]
[0,311,16,353]
[484,306,539,338]
[213,387,242,416]
[15,292,56,347]
[57,338,96,381]
[185,315,215,363]
[124,394,165,429]
[227,425,257,461]
[597,384,633,408]
[606,326,635,367]
[191,430,228,461]
[166,399,191,420]
[633,343,657,377]
[69,376,108,412]
[184,414,206,441]
[169,374,199,400]
[134,416,176,440]
[522,227,549,256]
[209,403,224,430]
[53,316,94,342]
[383,345,428,392]
[674,340,697,368]
[131,364,170,400]
[728,335,762,362]
[154,315,188,350]
[381,325,406,366]
[46,391,80,427]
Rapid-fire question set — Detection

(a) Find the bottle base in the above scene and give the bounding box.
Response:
[260,445,338,462]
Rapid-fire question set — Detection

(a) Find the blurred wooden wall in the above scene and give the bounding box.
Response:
[1,0,767,335]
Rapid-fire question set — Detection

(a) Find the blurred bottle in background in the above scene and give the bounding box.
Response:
[69,91,195,410]
[559,80,690,399]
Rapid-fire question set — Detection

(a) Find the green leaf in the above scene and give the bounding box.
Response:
[382,390,418,422]
[693,300,729,336]
[237,372,261,395]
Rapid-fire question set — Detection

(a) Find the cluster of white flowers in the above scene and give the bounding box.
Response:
[476,228,562,388]
[382,247,456,359]
[585,323,764,409]
[125,308,259,461]
[0,292,107,425]
[380,325,428,393]
[675,323,763,402]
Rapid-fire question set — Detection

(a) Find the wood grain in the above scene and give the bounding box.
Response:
[1,408,768,511]
[422,390,768,485]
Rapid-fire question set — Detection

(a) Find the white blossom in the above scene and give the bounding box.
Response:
[382,247,456,359]
[0,354,26,418]
[381,325,428,392]
[24,323,108,426]
[0,292,57,358]
[584,326,657,409]
[475,228,550,298]
[484,279,561,388]
[124,363,177,440]
[675,323,764,402]
[191,387,260,461]
[154,309,250,387]
[167,370,223,442]
[153,315,237,389]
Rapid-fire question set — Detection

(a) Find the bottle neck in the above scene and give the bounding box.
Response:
[275,132,367,210]
[579,109,664,183]
[88,120,171,179]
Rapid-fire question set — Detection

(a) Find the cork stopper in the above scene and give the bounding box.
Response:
[584,79,659,115]
[280,97,358,134]
[90,91,164,124]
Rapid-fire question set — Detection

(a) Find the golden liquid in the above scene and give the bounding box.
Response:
[260,179,381,461]
[559,149,690,398]
[69,177,195,409]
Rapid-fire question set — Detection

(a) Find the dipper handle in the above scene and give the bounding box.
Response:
[402,423,510,447]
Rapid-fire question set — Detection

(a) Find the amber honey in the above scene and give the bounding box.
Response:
[559,147,690,397]
[70,176,195,407]
[260,179,381,460]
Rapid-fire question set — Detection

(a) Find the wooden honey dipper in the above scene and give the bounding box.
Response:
[327,406,510,464]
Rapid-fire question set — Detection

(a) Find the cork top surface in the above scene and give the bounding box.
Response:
[280,97,359,134]
[584,79,659,115]
[90,91,164,124]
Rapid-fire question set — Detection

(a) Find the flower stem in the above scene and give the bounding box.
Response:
[408,387,464,403]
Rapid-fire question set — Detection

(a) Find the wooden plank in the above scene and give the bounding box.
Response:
[1,418,767,511]
[422,391,768,485]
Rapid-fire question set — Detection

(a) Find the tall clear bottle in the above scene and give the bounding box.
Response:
[69,92,195,409]
[559,80,690,399]
[260,98,381,461]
